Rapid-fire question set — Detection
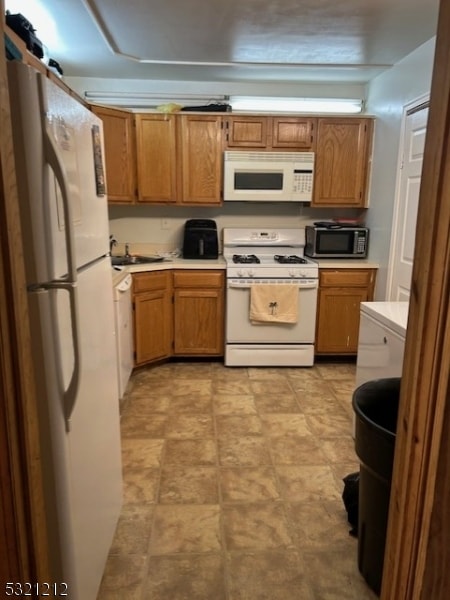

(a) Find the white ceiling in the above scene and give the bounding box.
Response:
[7,0,440,84]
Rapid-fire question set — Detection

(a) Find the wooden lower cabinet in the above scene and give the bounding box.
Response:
[173,270,224,355]
[132,269,225,366]
[315,268,377,355]
[133,271,173,365]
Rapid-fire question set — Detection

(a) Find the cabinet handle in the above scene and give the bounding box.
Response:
[383,336,387,344]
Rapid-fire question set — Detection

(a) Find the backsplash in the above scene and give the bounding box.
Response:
[108,203,365,255]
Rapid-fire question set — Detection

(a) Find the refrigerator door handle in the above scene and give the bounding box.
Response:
[40,83,78,284]
[39,78,82,430]
[63,282,81,432]
[41,280,81,432]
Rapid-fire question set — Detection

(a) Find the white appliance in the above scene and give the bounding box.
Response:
[356,302,409,386]
[223,151,315,202]
[113,273,134,398]
[8,62,122,600]
[223,228,319,366]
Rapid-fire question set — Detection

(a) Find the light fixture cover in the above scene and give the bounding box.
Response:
[230,96,363,114]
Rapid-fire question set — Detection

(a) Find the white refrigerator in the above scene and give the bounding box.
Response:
[8,62,122,599]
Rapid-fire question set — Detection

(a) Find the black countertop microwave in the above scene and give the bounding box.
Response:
[304,225,369,258]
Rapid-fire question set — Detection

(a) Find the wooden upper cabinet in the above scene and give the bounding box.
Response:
[271,117,316,149]
[313,117,373,207]
[224,115,316,150]
[91,105,136,204]
[135,114,177,203]
[178,114,223,205]
[225,116,268,148]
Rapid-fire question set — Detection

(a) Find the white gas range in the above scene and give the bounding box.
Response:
[223,228,318,367]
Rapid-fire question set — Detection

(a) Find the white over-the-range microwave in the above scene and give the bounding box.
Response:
[223,150,315,202]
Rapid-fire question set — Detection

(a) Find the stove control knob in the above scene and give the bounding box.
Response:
[247,269,255,277]
[237,269,244,277]
[290,268,308,278]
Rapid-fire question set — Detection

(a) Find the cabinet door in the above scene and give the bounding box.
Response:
[315,268,377,354]
[173,270,224,355]
[135,114,177,203]
[313,118,373,207]
[316,288,370,354]
[134,290,172,364]
[271,117,316,149]
[178,115,223,205]
[225,116,268,148]
[91,105,136,204]
[173,288,224,355]
[133,272,172,365]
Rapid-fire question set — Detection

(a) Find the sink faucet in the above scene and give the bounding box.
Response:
[109,235,117,254]
[125,243,130,257]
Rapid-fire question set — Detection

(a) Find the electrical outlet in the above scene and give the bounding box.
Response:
[161,219,170,230]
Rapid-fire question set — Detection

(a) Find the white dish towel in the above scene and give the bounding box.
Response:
[250,284,299,324]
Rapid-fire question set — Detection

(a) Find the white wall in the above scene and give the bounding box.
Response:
[108,202,362,254]
[365,38,436,300]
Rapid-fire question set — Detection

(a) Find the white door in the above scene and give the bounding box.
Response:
[387,98,429,301]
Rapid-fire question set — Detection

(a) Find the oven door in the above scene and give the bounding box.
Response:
[226,278,318,343]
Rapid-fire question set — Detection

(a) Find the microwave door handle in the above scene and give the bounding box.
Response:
[353,231,359,253]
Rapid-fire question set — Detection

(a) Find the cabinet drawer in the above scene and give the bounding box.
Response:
[319,269,375,287]
[173,270,224,288]
[133,271,171,293]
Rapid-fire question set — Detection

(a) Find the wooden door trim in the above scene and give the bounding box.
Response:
[1,5,50,584]
[382,0,450,597]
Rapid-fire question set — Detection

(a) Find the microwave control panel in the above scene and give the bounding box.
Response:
[293,168,314,195]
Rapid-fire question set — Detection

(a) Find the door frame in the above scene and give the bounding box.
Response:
[386,93,429,301]
[382,0,450,596]
[0,3,50,584]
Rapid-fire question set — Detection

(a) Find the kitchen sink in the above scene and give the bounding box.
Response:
[111,255,165,266]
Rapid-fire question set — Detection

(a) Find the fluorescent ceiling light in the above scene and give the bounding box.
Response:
[84,91,228,108]
[230,96,363,114]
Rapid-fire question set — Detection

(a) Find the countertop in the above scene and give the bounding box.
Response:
[111,256,226,286]
[310,258,379,269]
[360,301,409,337]
[111,255,379,286]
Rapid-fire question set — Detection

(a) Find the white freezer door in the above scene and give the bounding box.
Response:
[29,257,122,600]
[8,62,109,283]
[356,311,406,387]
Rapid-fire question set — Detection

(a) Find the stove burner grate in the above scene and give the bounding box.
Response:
[232,254,261,264]
[274,254,308,264]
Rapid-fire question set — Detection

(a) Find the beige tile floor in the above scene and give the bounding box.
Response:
[97,360,378,600]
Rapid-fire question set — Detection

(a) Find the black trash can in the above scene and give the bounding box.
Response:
[352,377,401,596]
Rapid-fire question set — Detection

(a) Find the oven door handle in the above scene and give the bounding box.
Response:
[227,280,318,290]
